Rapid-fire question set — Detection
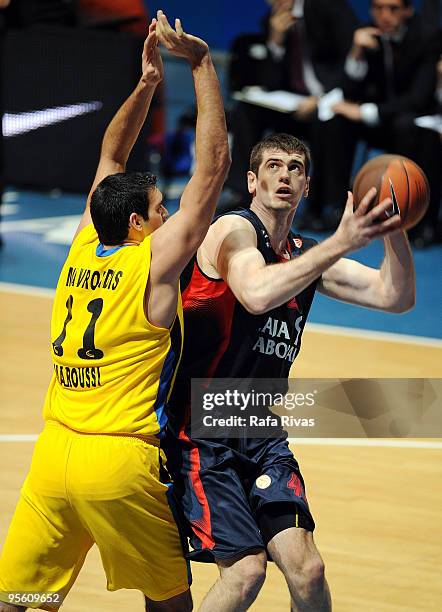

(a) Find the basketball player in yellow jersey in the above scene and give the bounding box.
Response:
[0,11,229,612]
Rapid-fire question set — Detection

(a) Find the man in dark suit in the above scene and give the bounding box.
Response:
[319,0,439,227]
[224,0,358,222]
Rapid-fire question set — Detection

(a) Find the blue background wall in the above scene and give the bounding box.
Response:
[145,0,424,51]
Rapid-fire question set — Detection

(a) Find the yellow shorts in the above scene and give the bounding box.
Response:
[0,421,190,609]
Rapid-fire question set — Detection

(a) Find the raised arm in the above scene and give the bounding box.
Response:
[319,231,415,313]
[73,20,163,240]
[149,11,230,283]
[202,188,412,314]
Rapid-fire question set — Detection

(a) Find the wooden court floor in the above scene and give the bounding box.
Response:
[1,289,442,611]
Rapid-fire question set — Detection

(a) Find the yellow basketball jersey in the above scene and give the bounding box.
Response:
[43,224,183,436]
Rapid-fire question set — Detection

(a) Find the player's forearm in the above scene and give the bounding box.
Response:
[190,55,230,201]
[242,234,348,314]
[100,80,158,167]
[379,232,415,312]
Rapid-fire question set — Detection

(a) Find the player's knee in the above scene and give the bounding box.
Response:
[288,554,326,597]
[303,557,326,594]
[231,556,267,604]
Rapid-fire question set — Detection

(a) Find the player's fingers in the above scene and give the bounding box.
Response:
[143,26,156,57]
[370,216,402,237]
[343,190,354,215]
[155,10,169,38]
[157,10,174,34]
[175,18,184,36]
[368,198,396,223]
[156,11,177,48]
[355,186,377,216]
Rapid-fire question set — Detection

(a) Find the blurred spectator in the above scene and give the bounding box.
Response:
[224,0,358,219]
[408,47,442,247]
[78,0,148,34]
[0,0,10,248]
[319,0,439,227]
[2,0,77,27]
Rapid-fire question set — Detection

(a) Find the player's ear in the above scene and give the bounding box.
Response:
[304,177,310,198]
[247,170,257,195]
[128,212,143,231]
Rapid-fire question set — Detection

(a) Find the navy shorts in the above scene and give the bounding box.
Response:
[165,435,315,562]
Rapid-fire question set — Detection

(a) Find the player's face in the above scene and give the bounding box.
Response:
[247,149,310,212]
[146,187,168,233]
[371,0,412,34]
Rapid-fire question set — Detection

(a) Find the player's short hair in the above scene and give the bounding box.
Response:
[250,133,311,176]
[90,171,157,245]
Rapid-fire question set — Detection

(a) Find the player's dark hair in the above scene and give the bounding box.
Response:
[250,133,311,176]
[90,171,157,245]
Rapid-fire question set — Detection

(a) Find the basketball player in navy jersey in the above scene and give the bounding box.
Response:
[164,133,415,611]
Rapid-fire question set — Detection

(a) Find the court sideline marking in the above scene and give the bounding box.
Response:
[0,435,441,449]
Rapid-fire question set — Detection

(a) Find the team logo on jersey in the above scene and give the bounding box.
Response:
[293,238,303,249]
[287,297,299,310]
[256,474,272,489]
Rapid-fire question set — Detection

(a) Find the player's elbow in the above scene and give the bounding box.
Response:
[385,289,416,313]
[240,286,270,315]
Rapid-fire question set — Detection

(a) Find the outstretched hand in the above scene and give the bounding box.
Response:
[156,10,209,68]
[141,19,164,86]
[335,188,402,252]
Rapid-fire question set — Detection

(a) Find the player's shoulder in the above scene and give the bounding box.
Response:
[71,223,98,248]
[214,208,256,227]
[210,209,257,239]
[201,210,258,264]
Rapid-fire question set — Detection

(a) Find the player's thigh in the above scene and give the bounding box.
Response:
[179,447,265,561]
[249,437,315,529]
[70,438,190,602]
[0,424,94,609]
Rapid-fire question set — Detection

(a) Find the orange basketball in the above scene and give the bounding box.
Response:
[352,154,430,230]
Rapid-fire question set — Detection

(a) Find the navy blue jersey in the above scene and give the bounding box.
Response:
[167,209,319,436]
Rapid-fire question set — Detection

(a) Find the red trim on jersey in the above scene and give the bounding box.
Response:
[178,428,215,550]
[182,261,236,379]
[175,262,237,551]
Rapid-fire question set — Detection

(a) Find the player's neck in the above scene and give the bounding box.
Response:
[101,239,141,251]
[250,202,295,255]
